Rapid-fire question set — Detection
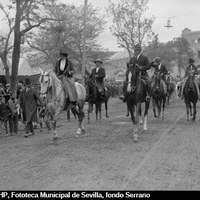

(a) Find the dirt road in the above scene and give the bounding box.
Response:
[0,97,200,190]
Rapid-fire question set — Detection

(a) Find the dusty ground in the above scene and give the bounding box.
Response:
[1,96,200,190]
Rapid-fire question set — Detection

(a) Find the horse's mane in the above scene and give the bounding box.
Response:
[48,70,61,97]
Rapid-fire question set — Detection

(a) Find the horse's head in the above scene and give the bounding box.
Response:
[154,71,162,82]
[39,71,52,99]
[126,64,139,93]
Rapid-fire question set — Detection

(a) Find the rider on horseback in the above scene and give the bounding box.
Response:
[120,43,151,102]
[90,59,106,99]
[150,57,168,95]
[54,48,78,108]
[180,58,200,100]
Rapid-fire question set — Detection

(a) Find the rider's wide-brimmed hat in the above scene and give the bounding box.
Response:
[189,58,194,63]
[94,59,103,64]
[153,57,161,62]
[134,43,142,50]
[24,78,31,86]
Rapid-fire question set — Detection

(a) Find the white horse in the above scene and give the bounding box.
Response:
[39,70,86,139]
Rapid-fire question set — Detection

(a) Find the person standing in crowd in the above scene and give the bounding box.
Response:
[0,96,12,135]
[18,78,44,137]
[0,83,6,97]
[8,93,19,135]
[54,49,78,108]
[4,83,11,103]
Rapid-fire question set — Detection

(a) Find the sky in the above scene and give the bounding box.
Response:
[65,0,200,51]
[1,0,200,51]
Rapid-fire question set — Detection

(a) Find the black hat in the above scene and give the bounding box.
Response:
[134,43,142,50]
[25,78,31,86]
[189,58,194,63]
[94,59,103,64]
[60,48,68,57]
[153,57,161,62]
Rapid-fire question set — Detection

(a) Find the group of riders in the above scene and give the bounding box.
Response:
[1,44,200,137]
[118,44,200,102]
[52,44,200,110]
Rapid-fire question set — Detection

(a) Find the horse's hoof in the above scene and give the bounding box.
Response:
[133,134,138,142]
[106,115,109,118]
[81,127,85,134]
[53,136,58,140]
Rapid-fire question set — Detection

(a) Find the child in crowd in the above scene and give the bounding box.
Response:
[8,93,19,135]
[0,96,12,135]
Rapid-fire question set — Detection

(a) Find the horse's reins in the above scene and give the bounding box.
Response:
[40,73,63,102]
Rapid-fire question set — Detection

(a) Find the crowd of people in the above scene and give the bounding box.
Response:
[1,45,199,138]
[0,79,44,137]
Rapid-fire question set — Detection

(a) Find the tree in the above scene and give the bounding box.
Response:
[0,0,60,94]
[167,37,194,76]
[107,0,155,58]
[25,3,106,71]
[0,1,15,83]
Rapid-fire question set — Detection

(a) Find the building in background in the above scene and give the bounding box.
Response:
[182,28,200,65]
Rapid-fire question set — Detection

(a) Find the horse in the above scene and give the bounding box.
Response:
[39,70,86,139]
[183,70,198,121]
[151,71,167,120]
[165,74,175,105]
[85,76,110,123]
[126,65,150,142]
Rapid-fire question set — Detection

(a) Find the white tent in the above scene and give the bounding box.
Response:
[0,57,34,76]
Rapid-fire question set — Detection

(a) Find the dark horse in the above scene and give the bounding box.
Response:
[151,71,167,120]
[165,74,175,105]
[85,76,110,123]
[126,65,150,142]
[183,71,198,121]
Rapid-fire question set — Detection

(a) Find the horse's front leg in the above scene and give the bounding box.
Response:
[95,103,98,120]
[105,101,109,118]
[152,98,157,118]
[162,96,166,120]
[186,103,190,122]
[87,103,93,124]
[99,102,102,120]
[143,101,150,130]
[51,120,57,140]
[137,103,143,124]
[193,102,197,121]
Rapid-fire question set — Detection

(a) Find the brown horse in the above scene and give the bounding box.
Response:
[85,76,110,123]
[126,65,150,142]
[183,71,198,121]
[151,71,167,120]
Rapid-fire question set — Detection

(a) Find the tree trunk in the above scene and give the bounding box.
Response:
[178,53,182,77]
[0,52,11,83]
[10,1,21,95]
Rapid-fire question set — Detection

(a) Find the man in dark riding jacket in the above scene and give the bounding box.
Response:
[180,58,200,99]
[150,57,168,95]
[120,43,151,102]
[90,59,106,98]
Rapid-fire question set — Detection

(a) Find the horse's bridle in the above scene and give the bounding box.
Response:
[40,73,51,95]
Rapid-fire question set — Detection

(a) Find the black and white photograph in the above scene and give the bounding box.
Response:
[0,0,200,194]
